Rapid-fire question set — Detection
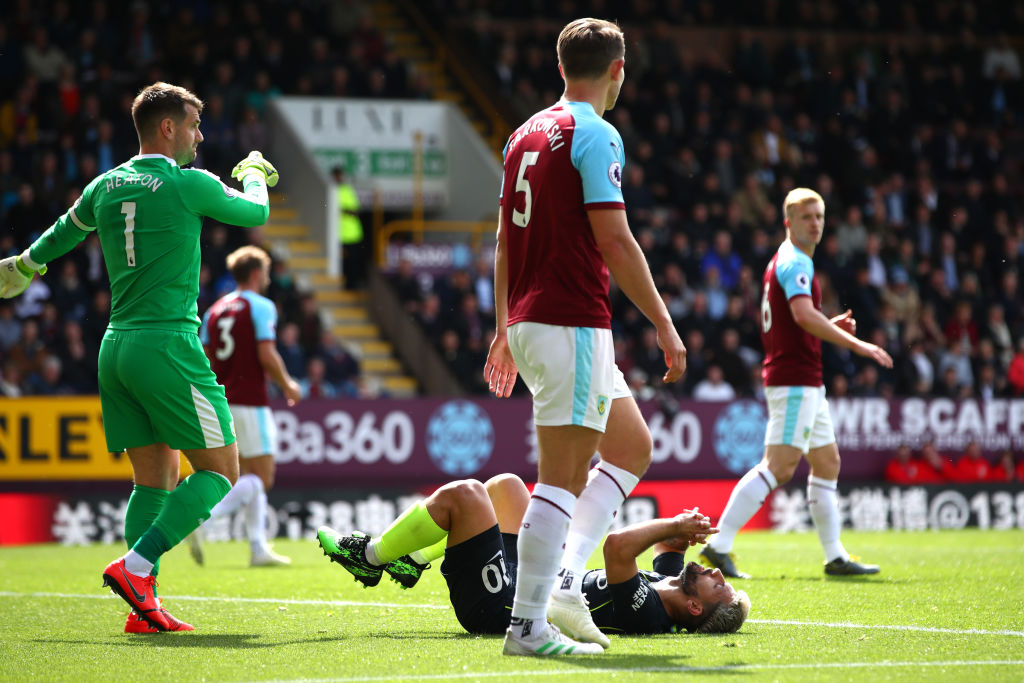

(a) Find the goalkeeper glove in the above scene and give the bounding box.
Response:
[232,151,279,187]
[0,251,47,299]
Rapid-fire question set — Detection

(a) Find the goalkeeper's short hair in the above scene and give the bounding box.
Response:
[132,82,204,142]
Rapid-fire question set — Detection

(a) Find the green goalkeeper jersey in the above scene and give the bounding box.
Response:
[28,154,270,333]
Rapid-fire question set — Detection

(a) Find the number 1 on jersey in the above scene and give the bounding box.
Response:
[511,151,539,228]
[120,201,137,267]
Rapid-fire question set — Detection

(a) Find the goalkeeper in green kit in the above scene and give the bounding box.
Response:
[0,82,280,633]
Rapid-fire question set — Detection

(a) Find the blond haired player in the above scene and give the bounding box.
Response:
[700,188,892,579]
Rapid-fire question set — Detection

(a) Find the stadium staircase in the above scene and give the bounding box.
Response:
[264,192,418,397]
[368,1,509,155]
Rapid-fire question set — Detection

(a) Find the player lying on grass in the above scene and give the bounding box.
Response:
[317,474,750,651]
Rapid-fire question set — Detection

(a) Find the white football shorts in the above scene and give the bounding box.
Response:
[763,385,836,453]
[228,404,278,458]
[508,321,630,432]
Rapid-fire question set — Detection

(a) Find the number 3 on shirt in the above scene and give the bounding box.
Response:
[120,201,137,267]
[511,151,539,228]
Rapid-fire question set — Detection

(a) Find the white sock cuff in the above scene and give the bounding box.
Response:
[531,484,577,520]
[755,464,778,491]
[594,461,640,499]
[808,475,837,490]
[239,473,264,491]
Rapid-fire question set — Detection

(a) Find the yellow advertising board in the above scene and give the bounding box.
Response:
[0,397,191,480]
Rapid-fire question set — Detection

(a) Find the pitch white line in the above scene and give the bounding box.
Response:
[1,591,1022,638]
[747,618,1024,638]
[255,660,1024,683]
[0,591,448,610]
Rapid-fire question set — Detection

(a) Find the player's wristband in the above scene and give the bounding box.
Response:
[17,250,46,276]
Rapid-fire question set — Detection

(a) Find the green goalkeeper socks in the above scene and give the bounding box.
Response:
[125,484,169,577]
[369,502,447,565]
[132,470,231,564]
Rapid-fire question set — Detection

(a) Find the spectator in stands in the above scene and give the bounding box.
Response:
[710,327,750,396]
[26,355,72,395]
[416,292,444,345]
[2,3,1024,401]
[985,303,1014,370]
[300,356,336,399]
[7,184,48,244]
[472,255,494,316]
[936,338,974,395]
[332,166,366,291]
[7,318,48,383]
[277,322,307,381]
[0,360,23,397]
[701,230,743,292]
[49,259,89,323]
[918,441,956,481]
[391,257,423,313]
[943,299,979,350]
[692,365,736,402]
[0,302,23,351]
[296,293,325,358]
[951,441,993,482]
[56,319,97,393]
[317,331,361,398]
[989,450,1019,483]
[439,329,478,392]
[625,367,655,401]
[885,444,930,485]
[1010,339,1024,396]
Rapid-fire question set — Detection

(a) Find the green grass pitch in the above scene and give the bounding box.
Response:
[1,529,1023,682]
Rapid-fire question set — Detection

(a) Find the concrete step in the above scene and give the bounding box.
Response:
[263,224,310,238]
[308,273,343,288]
[286,256,328,271]
[382,376,418,394]
[314,290,369,306]
[333,322,381,339]
[269,207,299,221]
[284,240,323,255]
[362,357,403,374]
[266,180,417,397]
[323,305,369,322]
[356,339,394,358]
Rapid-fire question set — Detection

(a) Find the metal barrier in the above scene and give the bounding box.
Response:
[375,219,495,267]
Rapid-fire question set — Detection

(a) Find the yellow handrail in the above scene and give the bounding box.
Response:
[376,219,495,267]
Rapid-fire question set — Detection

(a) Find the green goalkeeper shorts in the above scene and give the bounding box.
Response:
[98,328,236,452]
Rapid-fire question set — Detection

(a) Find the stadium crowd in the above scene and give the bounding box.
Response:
[2,1,1024,415]
[388,1,1024,406]
[0,0,409,398]
[885,441,1024,483]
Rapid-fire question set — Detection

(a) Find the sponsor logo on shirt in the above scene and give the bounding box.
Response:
[631,581,650,611]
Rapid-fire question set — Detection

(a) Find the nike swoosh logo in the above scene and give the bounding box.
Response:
[487,550,503,563]
[120,567,148,603]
